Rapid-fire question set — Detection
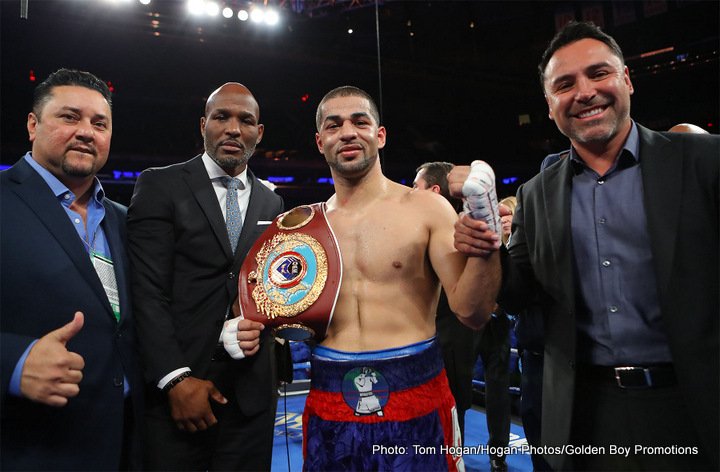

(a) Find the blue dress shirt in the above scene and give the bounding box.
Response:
[9,153,127,396]
[569,123,672,365]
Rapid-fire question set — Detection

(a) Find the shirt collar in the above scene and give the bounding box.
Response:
[24,152,105,204]
[201,152,249,189]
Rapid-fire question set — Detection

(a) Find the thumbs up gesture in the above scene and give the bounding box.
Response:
[20,312,86,407]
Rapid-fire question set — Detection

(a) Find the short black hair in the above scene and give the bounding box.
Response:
[538,21,624,88]
[33,68,112,119]
[415,161,461,211]
[416,161,454,197]
[316,85,380,130]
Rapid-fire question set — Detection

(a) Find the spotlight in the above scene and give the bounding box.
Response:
[238,9,249,21]
[139,0,151,4]
[250,8,265,23]
[348,28,353,34]
[206,1,220,16]
[264,9,279,25]
[222,7,233,18]
[187,0,205,16]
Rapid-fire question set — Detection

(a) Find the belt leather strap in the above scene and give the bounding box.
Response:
[578,364,677,389]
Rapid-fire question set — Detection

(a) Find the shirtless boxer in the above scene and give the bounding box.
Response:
[301,86,501,471]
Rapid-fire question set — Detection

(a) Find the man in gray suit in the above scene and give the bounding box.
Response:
[128,83,287,470]
[450,21,718,470]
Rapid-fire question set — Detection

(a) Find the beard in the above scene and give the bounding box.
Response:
[207,140,255,172]
[567,119,620,145]
[327,153,376,178]
[565,98,631,146]
[61,153,98,178]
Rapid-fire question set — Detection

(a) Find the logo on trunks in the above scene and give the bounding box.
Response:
[342,367,389,416]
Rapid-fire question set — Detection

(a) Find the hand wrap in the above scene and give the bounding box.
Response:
[461,160,501,234]
[221,317,246,360]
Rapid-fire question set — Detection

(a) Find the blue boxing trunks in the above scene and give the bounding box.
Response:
[302,337,464,471]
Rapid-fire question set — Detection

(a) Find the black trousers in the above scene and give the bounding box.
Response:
[519,350,552,471]
[570,377,710,471]
[143,360,277,471]
[476,314,512,456]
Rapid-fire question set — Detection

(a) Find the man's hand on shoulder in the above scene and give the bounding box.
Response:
[21,312,85,407]
[167,376,227,432]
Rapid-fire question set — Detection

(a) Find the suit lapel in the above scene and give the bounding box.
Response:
[182,156,234,259]
[540,156,576,306]
[637,125,680,296]
[7,160,113,316]
[233,171,265,265]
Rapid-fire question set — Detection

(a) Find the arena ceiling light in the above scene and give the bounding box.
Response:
[264,8,279,26]
[205,1,220,16]
[186,0,280,26]
[187,0,205,16]
[250,7,265,23]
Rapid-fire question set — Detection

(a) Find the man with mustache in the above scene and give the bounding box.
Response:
[1,68,142,470]
[451,21,719,470]
[128,83,287,470]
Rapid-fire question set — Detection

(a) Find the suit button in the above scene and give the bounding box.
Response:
[228,272,236,280]
[569,361,575,370]
[113,377,123,387]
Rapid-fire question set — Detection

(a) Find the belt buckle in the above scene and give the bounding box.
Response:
[614,366,652,389]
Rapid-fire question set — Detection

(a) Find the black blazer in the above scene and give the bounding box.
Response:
[1,157,143,470]
[500,125,719,470]
[127,155,285,414]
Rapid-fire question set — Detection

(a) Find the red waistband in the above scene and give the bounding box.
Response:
[304,369,454,423]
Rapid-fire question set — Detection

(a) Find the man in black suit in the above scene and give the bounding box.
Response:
[128,82,286,470]
[451,21,718,470]
[1,68,142,470]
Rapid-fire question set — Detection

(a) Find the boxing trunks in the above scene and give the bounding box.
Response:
[303,337,465,471]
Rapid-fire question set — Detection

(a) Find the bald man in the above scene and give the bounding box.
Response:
[128,83,287,470]
[668,122,710,134]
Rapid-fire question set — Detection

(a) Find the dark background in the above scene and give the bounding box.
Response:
[2,0,718,207]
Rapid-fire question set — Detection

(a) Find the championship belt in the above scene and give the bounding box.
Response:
[238,203,342,342]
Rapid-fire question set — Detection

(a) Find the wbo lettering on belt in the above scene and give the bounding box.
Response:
[237,203,341,341]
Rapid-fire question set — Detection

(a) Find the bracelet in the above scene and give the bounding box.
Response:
[163,371,192,392]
